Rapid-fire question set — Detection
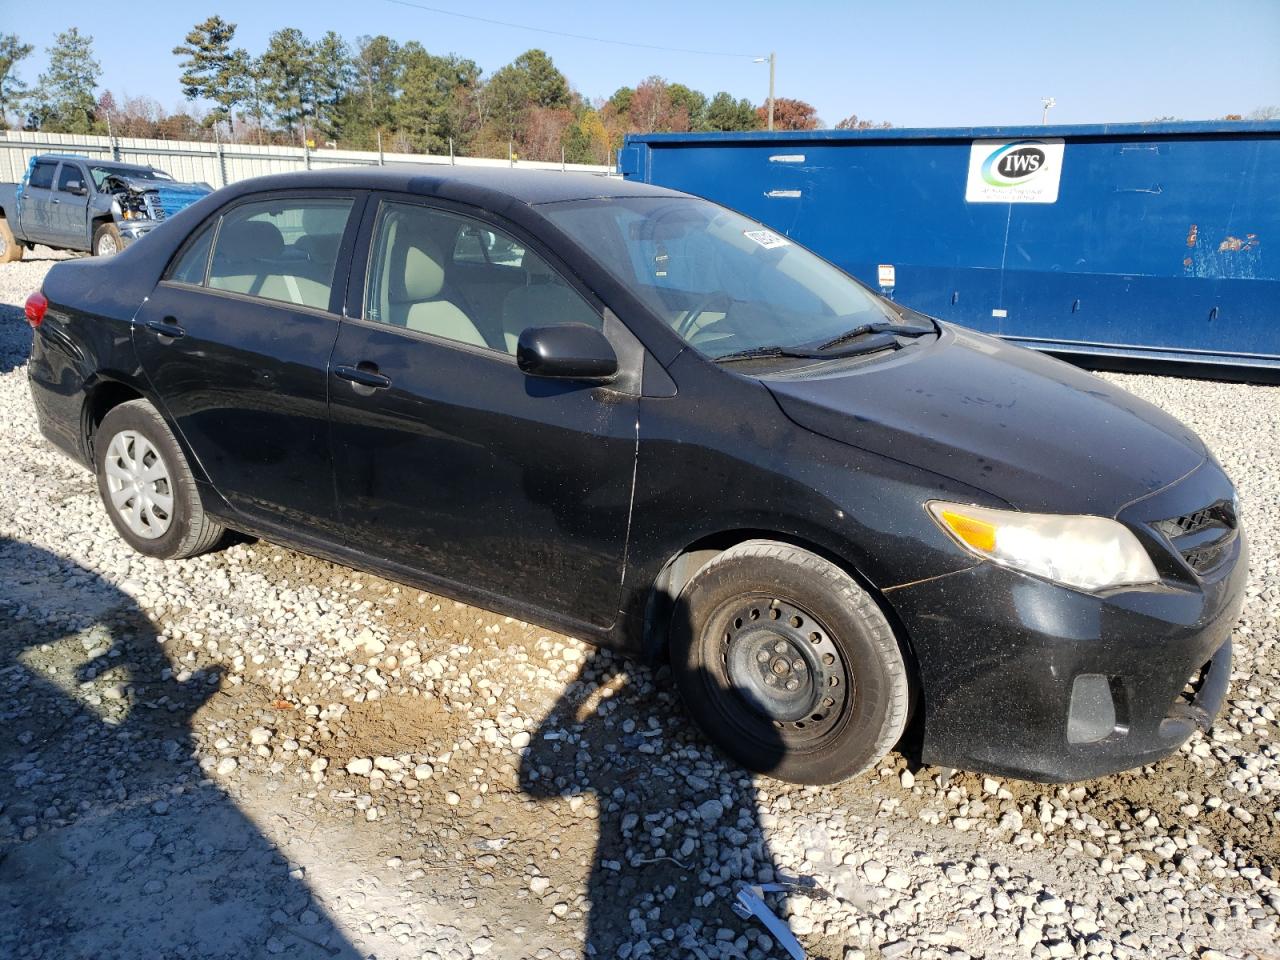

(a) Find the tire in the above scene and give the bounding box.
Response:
[94,400,225,559]
[92,221,123,257]
[670,540,909,785]
[0,218,23,262]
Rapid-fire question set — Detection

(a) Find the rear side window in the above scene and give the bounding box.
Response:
[56,164,83,191]
[205,197,353,310]
[28,161,56,189]
[167,224,215,285]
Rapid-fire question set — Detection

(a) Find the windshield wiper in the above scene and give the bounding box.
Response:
[816,320,935,352]
[713,345,824,364]
[714,332,907,365]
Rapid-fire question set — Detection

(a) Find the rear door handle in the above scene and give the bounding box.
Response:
[145,318,186,342]
[333,363,392,396]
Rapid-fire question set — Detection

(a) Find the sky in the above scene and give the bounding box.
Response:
[3,0,1279,128]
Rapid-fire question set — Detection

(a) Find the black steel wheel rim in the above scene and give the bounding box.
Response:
[716,597,851,743]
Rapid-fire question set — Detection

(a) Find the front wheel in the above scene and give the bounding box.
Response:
[94,400,225,559]
[93,221,123,257]
[670,541,910,785]
[0,218,23,262]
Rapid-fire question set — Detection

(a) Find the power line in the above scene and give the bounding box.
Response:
[380,0,758,58]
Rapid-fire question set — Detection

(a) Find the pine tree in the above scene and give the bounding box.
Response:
[0,34,33,129]
[259,28,314,141]
[31,27,100,133]
[173,16,245,133]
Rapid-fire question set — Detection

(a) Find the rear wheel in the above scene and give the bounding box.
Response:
[670,541,909,785]
[94,400,224,559]
[0,218,23,262]
[93,222,123,257]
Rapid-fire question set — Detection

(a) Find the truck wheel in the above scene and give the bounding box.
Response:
[670,541,910,785]
[0,219,23,262]
[93,222,123,257]
[94,400,225,559]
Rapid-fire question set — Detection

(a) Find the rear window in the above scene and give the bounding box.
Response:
[28,161,56,190]
[205,197,353,311]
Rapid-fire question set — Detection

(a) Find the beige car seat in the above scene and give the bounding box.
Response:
[500,256,599,353]
[379,214,487,348]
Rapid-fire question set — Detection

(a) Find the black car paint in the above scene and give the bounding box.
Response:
[27,167,1245,782]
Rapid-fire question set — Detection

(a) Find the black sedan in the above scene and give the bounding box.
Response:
[24,167,1246,784]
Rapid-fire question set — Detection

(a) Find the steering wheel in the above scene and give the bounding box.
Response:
[674,292,730,338]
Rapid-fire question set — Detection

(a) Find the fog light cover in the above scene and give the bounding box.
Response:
[1067,674,1117,744]
[927,501,1160,592]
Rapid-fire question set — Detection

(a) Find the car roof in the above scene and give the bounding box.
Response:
[219,164,689,207]
[40,154,157,173]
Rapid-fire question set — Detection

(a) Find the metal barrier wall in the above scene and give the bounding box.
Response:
[1,131,612,188]
[621,121,1280,371]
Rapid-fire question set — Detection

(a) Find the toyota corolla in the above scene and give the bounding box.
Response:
[24,167,1247,784]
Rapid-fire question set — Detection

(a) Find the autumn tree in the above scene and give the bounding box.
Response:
[835,113,891,130]
[29,28,100,133]
[629,76,690,133]
[0,34,33,129]
[173,16,244,132]
[761,97,820,130]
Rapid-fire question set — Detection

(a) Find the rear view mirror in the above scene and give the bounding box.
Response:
[516,324,618,382]
[65,180,87,196]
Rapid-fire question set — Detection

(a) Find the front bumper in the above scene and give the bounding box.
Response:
[885,481,1247,783]
[117,221,159,244]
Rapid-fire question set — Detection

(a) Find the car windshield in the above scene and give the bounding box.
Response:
[88,165,172,189]
[541,196,898,360]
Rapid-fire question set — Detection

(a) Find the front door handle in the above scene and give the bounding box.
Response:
[145,318,186,343]
[334,363,392,396]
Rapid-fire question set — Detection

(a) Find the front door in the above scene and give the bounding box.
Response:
[53,163,90,249]
[132,191,362,539]
[327,197,639,629]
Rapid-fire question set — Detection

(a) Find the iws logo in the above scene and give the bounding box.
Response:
[966,138,1065,204]
[982,141,1048,186]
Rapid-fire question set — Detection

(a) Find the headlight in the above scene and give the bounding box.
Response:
[927,501,1160,592]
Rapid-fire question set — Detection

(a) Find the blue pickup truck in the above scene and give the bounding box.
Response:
[0,154,211,261]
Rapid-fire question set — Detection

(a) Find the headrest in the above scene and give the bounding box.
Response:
[221,219,283,261]
[391,222,447,302]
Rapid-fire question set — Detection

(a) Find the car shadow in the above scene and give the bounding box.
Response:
[0,298,33,376]
[0,537,364,959]
[519,613,798,958]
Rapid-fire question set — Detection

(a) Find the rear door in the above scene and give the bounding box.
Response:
[53,162,90,249]
[133,191,364,540]
[326,196,640,629]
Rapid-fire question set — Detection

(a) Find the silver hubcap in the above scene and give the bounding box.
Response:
[98,234,118,255]
[104,431,174,539]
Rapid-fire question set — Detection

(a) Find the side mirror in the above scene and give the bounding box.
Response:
[516,324,618,382]
[65,180,87,196]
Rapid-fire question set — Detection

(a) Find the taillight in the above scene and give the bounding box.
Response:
[24,291,47,328]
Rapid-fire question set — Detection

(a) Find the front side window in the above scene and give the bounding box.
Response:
[206,197,353,310]
[542,196,898,359]
[56,164,83,192]
[365,201,599,355]
[28,161,57,190]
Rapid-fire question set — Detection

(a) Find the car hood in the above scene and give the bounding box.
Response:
[763,325,1207,516]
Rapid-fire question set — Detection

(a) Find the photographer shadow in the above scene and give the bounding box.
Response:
[0,538,362,959]
[520,610,797,959]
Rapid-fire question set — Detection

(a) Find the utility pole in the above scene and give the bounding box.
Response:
[754,52,776,130]
[1041,96,1056,125]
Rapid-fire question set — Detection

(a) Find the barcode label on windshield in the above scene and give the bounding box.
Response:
[744,229,790,249]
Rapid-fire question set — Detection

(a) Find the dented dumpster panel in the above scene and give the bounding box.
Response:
[621,121,1280,371]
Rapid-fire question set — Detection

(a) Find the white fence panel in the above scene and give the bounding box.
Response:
[0,130,612,187]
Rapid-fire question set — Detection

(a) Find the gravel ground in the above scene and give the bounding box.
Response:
[1,253,1277,960]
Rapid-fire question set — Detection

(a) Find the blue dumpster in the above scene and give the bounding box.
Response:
[620,121,1280,372]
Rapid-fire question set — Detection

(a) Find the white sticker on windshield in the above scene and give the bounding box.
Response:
[744,229,790,249]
